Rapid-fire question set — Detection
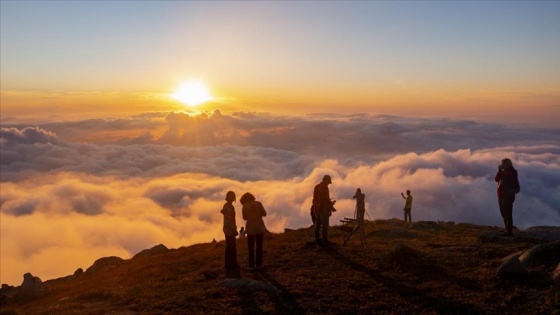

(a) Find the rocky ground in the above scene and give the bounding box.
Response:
[1,219,559,315]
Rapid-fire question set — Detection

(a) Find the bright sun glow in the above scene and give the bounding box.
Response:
[172,81,213,107]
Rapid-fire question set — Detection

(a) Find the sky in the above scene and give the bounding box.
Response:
[2,1,560,123]
[1,1,560,286]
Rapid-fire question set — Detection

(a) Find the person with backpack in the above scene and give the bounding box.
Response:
[240,192,267,270]
[313,175,336,245]
[495,158,520,235]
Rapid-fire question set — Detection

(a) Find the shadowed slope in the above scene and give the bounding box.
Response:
[1,219,559,315]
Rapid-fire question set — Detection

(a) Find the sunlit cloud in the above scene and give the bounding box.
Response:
[1,111,559,286]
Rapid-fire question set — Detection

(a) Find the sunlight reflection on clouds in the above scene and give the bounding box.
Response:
[1,111,559,285]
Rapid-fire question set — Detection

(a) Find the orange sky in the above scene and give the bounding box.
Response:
[2,83,558,127]
[1,2,559,126]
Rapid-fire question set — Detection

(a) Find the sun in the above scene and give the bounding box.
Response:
[172,80,213,107]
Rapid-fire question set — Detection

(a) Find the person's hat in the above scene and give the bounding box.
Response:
[322,175,332,183]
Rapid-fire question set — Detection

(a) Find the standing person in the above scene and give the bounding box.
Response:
[313,175,336,244]
[220,191,238,269]
[241,192,267,270]
[495,158,520,235]
[401,190,413,223]
[353,188,366,223]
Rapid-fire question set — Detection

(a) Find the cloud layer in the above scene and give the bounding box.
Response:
[1,111,559,285]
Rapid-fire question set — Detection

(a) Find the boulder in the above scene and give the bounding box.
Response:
[85,256,124,274]
[0,284,15,295]
[73,268,84,279]
[1,284,14,290]
[497,240,560,278]
[15,273,46,300]
[133,244,169,259]
[497,256,525,277]
[518,240,560,265]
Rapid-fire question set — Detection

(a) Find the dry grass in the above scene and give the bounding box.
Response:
[1,219,559,314]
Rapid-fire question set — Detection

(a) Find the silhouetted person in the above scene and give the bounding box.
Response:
[353,188,365,223]
[239,227,246,239]
[495,158,520,235]
[241,192,267,270]
[313,175,336,244]
[220,191,238,269]
[401,190,413,223]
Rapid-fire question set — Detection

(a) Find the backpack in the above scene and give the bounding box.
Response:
[509,185,520,194]
[508,176,521,194]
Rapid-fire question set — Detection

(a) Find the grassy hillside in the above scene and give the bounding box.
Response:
[1,219,559,315]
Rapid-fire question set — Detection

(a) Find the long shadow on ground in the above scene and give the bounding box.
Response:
[254,269,306,315]
[325,247,487,315]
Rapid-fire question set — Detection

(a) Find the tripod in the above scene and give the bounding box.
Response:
[339,205,366,247]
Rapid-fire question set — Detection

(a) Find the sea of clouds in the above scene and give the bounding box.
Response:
[1,110,559,285]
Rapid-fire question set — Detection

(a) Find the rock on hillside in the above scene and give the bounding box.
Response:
[85,256,124,274]
[1,220,559,315]
[132,244,169,259]
[497,240,560,279]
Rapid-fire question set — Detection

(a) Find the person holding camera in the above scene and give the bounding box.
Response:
[241,192,267,270]
[313,175,336,245]
[495,158,520,235]
[401,190,413,223]
[353,188,366,223]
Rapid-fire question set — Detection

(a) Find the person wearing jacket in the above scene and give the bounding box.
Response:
[495,158,520,235]
[313,175,336,244]
[220,191,238,269]
[240,192,267,270]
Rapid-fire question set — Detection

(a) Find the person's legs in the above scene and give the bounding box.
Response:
[224,235,229,268]
[315,213,329,241]
[323,215,329,241]
[404,208,411,222]
[247,234,255,268]
[224,235,238,269]
[499,199,508,231]
[314,214,322,241]
[255,233,263,267]
[357,208,365,223]
[509,199,515,233]
[503,199,514,234]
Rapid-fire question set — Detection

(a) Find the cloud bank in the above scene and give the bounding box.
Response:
[1,111,559,285]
